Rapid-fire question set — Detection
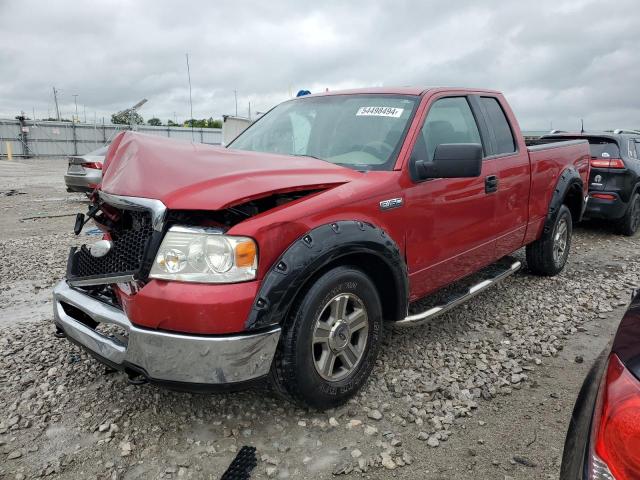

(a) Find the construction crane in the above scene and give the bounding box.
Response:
[114,98,148,129]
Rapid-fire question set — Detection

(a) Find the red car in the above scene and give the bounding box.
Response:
[561,290,640,479]
[53,87,590,408]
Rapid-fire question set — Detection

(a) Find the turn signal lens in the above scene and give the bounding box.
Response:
[235,240,257,268]
[588,354,640,480]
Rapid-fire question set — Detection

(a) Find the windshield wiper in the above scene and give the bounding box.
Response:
[333,163,372,172]
[291,153,323,161]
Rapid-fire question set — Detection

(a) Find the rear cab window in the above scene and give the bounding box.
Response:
[479,97,516,155]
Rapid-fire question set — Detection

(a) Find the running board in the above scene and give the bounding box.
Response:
[396,259,522,327]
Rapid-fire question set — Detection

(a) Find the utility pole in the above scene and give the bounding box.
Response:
[248,101,251,120]
[52,87,61,121]
[234,90,238,117]
[83,105,87,123]
[73,94,79,122]
[186,53,194,141]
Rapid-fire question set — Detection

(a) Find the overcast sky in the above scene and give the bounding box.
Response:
[1,0,638,130]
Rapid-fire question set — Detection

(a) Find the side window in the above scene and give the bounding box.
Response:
[628,139,638,159]
[480,97,516,155]
[635,140,640,159]
[412,97,482,162]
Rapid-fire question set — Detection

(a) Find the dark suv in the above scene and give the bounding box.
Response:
[540,130,640,235]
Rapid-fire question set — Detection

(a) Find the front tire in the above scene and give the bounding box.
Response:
[526,204,572,276]
[269,266,383,410]
[617,192,640,236]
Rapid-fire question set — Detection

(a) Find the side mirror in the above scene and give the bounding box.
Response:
[413,143,483,180]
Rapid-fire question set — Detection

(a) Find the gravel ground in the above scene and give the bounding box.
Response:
[1,158,638,480]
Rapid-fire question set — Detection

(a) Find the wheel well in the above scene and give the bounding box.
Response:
[290,252,406,324]
[563,182,583,222]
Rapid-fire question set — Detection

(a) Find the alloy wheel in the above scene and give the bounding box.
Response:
[553,217,569,265]
[311,293,369,382]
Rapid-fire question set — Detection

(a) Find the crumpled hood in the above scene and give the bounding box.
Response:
[101,132,361,210]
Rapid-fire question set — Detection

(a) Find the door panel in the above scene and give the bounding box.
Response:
[476,96,530,258]
[406,169,498,298]
[492,155,530,257]
[405,96,497,299]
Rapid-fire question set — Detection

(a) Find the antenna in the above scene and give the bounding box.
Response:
[580,118,584,134]
[186,53,194,141]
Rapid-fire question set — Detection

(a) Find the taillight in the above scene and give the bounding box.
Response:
[591,193,617,201]
[588,354,640,479]
[590,158,625,169]
[83,162,103,170]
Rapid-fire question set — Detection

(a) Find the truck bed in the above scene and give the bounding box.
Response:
[524,138,590,244]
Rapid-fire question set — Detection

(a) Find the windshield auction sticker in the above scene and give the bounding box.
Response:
[356,107,404,118]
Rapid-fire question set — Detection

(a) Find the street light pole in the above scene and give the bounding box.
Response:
[73,94,79,122]
[234,90,238,117]
[186,53,194,141]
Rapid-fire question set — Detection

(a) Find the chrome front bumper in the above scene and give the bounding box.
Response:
[52,280,280,385]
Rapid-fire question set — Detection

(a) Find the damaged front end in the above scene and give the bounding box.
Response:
[54,188,287,387]
[68,187,325,289]
[67,191,166,288]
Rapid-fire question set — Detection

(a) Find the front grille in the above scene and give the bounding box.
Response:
[69,209,154,281]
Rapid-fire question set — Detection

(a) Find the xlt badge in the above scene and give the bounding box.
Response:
[380,197,404,210]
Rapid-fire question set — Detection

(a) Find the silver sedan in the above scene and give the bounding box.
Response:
[64,145,108,193]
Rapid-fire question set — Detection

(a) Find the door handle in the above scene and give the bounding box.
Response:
[485,175,499,193]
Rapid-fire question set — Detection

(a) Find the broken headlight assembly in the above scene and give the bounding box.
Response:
[149,226,257,283]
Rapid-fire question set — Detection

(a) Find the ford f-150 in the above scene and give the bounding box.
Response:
[53,87,590,409]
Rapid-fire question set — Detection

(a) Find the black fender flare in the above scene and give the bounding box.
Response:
[544,166,585,233]
[245,220,409,331]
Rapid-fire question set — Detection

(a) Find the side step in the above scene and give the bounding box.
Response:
[396,257,522,327]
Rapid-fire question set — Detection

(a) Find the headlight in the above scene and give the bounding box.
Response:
[149,226,257,283]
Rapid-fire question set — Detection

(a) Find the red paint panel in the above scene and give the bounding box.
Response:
[118,280,259,334]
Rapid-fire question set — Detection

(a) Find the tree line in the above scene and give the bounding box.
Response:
[111,111,222,128]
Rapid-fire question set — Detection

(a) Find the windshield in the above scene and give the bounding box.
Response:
[229,94,418,171]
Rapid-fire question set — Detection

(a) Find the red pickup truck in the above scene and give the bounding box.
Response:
[53,87,590,409]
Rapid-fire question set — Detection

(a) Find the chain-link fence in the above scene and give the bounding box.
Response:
[0,119,222,158]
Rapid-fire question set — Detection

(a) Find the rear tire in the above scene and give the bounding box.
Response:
[526,204,572,276]
[617,192,640,236]
[269,266,383,410]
